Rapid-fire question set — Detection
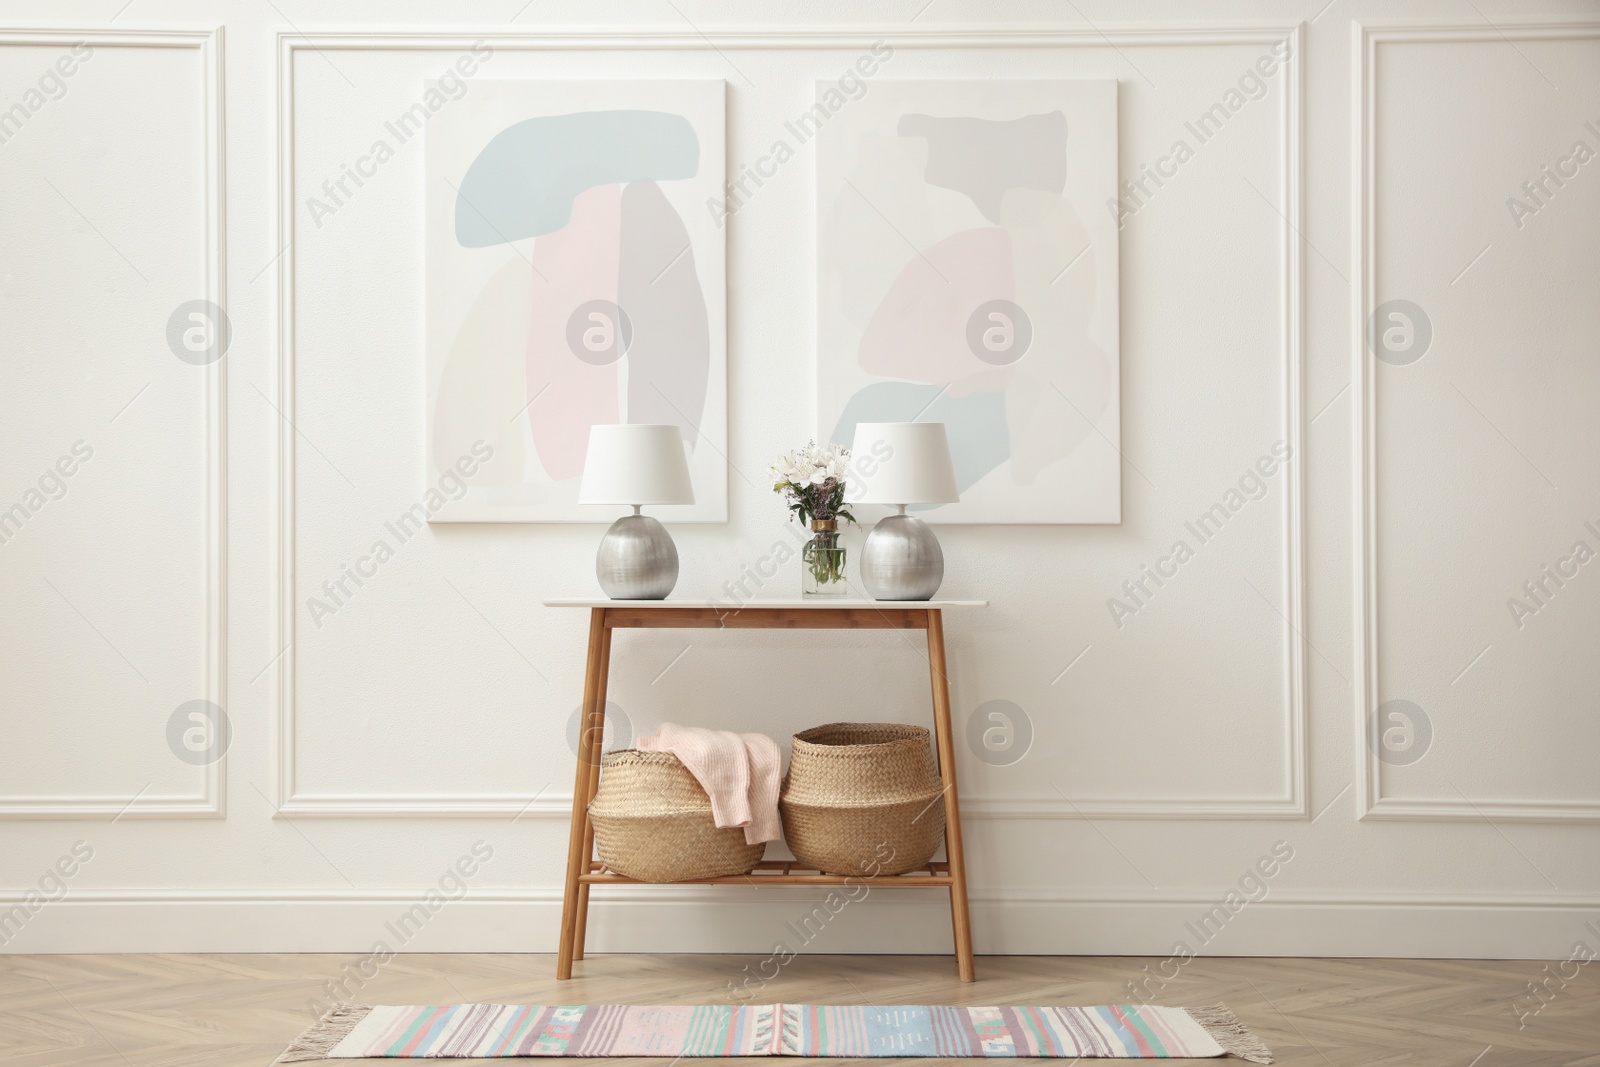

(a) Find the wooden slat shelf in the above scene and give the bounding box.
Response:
[581,860,953,887]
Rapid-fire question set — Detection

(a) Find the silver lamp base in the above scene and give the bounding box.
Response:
[860,512,944,601]
[596,513,679,600]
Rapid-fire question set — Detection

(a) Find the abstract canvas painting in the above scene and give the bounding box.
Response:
[426,81,726,521]
[818,81,1120,524]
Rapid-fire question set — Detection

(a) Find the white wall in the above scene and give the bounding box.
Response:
[2,0,1598,963]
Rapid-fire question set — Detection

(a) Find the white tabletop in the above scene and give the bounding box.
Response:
[543,597,987,609]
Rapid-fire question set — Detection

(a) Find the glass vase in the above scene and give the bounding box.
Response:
[803,520,849,597]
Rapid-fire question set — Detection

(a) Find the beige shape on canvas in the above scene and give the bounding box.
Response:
[1001,187,1113,485]
[431,257,528,484]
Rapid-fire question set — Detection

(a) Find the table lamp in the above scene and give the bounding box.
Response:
[848,422,959,601]
[579,424,694,599]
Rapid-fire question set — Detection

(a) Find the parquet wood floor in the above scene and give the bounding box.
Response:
[2,953,1596,1066]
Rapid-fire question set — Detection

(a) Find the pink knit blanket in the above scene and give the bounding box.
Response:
[637,723,782,844]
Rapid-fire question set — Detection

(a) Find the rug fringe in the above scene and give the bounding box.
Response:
[275,1004,372,1063]
[1187,1004,1274,1064]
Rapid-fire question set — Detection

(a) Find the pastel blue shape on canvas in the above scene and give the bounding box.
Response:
[456,110,700,247]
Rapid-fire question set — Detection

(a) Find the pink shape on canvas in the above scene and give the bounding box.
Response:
[857,227,1016,396]
[526,183,621,481]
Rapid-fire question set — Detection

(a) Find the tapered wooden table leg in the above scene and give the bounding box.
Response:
[926,609,976,982]
[572,623,612,962]
[557,608,607,979]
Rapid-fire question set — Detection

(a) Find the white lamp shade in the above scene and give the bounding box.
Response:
[578,424,695,506]
[848,422,959,505]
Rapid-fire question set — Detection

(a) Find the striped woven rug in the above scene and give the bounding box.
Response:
[278,1003,1272,1062]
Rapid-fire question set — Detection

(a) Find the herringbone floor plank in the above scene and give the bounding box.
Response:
[0,953,1595,1066]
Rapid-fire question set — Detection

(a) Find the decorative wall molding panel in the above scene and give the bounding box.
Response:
[274,25,1306,821]
[1353,21,1600,823]
[0,27,227,820]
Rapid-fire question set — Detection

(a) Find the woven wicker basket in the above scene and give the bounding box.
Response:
[587,749,765,882]
[779,722,945,876]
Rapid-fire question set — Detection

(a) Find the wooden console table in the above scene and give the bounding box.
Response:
[545,598,987,982]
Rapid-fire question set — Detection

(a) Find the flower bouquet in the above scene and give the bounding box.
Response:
[769,441,856,596]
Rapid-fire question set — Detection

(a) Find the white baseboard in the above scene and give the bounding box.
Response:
[5,888,1598,958]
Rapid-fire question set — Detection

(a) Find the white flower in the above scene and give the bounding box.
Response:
[769,449,804,484]
[770,442,851,492]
